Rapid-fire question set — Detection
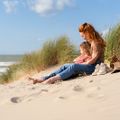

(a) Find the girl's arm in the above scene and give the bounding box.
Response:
[73,55,82,62]
[83,42,100,64]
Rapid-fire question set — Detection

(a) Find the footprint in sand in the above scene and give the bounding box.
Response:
[41,89,48,92]
[10,97,23,103]
[86,86,102,98]
[10,89,49,103]
[73,85,84,92]
[58,96,66,99]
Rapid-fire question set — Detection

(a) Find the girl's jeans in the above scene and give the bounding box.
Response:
[43,62,100,80]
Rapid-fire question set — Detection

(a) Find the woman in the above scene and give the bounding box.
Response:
[29,23,106,84]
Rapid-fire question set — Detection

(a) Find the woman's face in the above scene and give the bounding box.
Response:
[80,32,85,39]
[80,32,91,43]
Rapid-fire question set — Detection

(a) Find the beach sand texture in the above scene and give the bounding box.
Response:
[0,66,120,120]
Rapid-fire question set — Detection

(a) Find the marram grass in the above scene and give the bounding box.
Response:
[104,23,120,61]
[0,36,76,84]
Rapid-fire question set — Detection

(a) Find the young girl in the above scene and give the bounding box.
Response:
[29,41,91,84]
[73,41,91,64]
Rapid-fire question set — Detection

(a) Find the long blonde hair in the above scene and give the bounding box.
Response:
[79,23,106,48]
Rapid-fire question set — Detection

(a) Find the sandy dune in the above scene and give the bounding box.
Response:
[0,66,120,120]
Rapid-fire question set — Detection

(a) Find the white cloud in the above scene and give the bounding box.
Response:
[56,0,73,10]
[2,0,75,15]
[28,0,74,16]
[30,0,53,15]
[3,0,19,13]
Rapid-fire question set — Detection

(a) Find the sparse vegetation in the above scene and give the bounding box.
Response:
[0,36,76,84]
[104,23,120,61]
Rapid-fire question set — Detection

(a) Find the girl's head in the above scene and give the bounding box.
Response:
[80,41,91,55]
[79,23,106,48]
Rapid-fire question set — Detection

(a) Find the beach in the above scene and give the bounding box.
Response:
[0,66,120,120]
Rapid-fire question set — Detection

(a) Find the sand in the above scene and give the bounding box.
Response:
[0,66,120,120]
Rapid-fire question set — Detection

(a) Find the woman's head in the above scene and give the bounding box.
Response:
[80,41,91,55]
[79,22,106,47]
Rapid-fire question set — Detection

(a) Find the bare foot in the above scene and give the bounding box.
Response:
[28,77,44,84]
[45,75,62,84]
[45,78,56,84]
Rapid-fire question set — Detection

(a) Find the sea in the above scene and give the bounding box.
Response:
[0,55,23,74]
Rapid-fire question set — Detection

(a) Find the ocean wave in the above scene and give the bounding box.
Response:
[0,62,17,67]
[0,62,18,73]
[0,67,9,73]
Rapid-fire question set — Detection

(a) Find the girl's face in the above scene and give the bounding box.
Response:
[80,47,85,54]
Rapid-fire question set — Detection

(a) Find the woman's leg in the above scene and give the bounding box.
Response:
[43,63,74,80]
[28,77,44,84]
[45,63,95,84]
[45,75,62,84]
[28,63,73,84]
[59,64,95,80]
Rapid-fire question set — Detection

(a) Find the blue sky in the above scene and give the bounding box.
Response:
[0,0,120,55]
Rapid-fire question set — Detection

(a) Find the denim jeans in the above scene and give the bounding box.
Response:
[43,61,101,80]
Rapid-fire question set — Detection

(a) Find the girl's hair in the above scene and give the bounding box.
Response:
[80,41,91,55]
[79,23,106,48]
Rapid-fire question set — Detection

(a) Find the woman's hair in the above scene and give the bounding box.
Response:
[79,22,106,48]
[80,41,91,55]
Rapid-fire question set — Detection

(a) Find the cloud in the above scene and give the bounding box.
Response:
[29,0,54,15]
[28,0,74,16]
[3,0,19,13]
[2,0,75,15]
[56,0,73,10]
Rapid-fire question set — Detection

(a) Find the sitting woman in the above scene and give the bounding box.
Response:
[29,22,106,84]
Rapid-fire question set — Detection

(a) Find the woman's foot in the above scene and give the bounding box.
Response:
[28,77,44,84]
[45,75,62,84]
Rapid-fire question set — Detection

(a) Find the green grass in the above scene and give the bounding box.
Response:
[0,36,76,84]
[104,23,120,61]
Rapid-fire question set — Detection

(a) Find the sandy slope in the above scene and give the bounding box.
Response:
[0,66,120,120]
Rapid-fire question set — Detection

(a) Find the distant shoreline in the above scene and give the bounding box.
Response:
[0,55,23,62]
[0,55,22,74]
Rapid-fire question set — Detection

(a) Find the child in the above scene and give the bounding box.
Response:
[29,41,91,84]
[73,41,91,64]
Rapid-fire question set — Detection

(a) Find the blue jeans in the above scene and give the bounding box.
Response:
[43,61,100,80]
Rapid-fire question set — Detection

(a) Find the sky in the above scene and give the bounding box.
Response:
[0,0,120,55]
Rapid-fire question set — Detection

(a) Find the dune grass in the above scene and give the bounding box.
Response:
[0,36,76,84]
[104,23,120,61]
